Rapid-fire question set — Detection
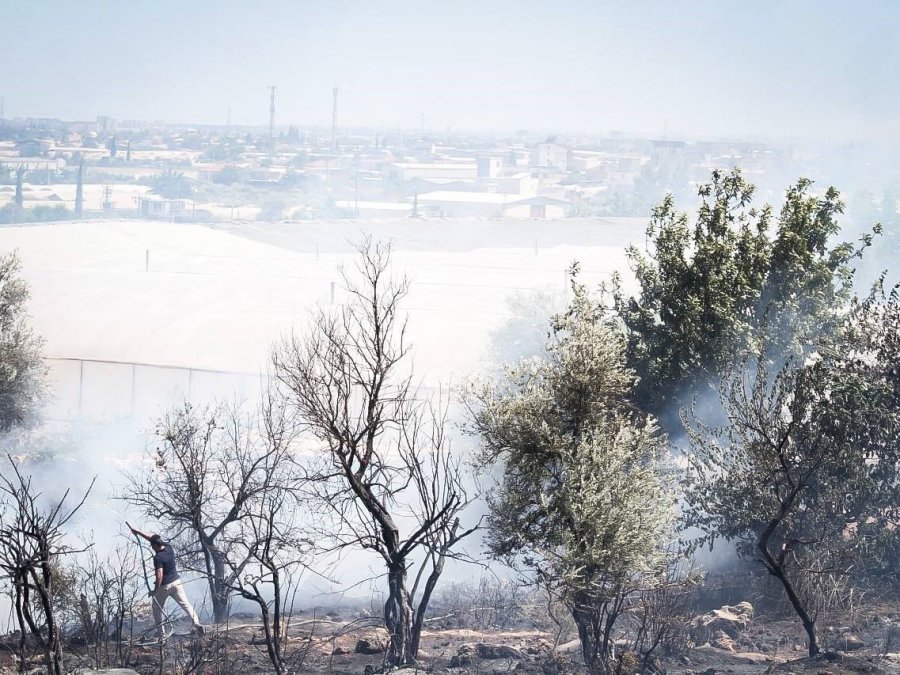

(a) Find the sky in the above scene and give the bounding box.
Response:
[3,0,900,140]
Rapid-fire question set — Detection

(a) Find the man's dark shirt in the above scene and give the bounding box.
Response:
[153,545,180,585]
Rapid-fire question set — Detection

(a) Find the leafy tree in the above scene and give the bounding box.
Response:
[0,254,46,430]
[0,204,69,225]
[74,159,84,219]
[683,293,900,657]
[466,269,674,673]
[106,136,117,158]
[14,167,24,208]
[151,169,193,199]
[614,169,870,427]
[212,165,245,185]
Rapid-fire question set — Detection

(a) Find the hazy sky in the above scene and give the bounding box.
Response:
[4,0,899,140]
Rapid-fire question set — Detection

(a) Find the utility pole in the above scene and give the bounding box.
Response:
[354,145,360,218]
[268,85,277,152]
[331,87,338,150]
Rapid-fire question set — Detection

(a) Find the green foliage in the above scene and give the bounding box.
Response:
[0,253,46,430]
[212,165,245,185]
[151,169,193,199]
[615,169,869,423]
[0,204,70,224]
[683,292,900,655]
[201,141,244,163]
[467,269,674,670]
[74,159,83,219]
[14,167,24,208]
[256,197,288,222]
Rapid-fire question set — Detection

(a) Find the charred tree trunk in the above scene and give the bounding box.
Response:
[758,499,819,658]
[201,538,230,623]
[758,538,819,657]
[569,588,624,675]
[211,549,229,623]
[271,569,284,673]
[79,593,97,644]
[258,599,285,675]
[410,553,445,658]
[571,591,604,674]
[384,560,414,666]
[31,561,63,675]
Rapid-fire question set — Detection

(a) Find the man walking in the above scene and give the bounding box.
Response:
[128,523,205,637]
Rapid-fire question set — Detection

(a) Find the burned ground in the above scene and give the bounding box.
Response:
[2,595,899,674]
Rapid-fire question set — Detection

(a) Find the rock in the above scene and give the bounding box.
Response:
[840,634,865,651]
[331,645,350,655]
[355,638,385,655]
[524,638,552,654]
[553,638,581,654]
[476,642,526,659]
[452,643,476,667]
[710,630,736,652]
[690,601,754,643]
[450,653,473,667]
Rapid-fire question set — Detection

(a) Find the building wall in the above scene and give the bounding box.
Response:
[504,202,567,219]
[477,156,503,178]
[385,163,478,181]
[418,200,504,218]
[535,143,568,171]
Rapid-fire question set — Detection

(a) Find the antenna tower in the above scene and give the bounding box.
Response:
[268,85,277,150]
[331,87,339,150]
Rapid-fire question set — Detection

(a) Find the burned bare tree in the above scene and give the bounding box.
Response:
[120,396,295,624]
[0,455,94,675]
[220,390,314,675]
[72,543,144,669]
[272,239,479,667]
[225,479,311,674]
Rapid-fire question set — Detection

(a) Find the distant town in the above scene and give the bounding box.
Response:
[4,107,892,226]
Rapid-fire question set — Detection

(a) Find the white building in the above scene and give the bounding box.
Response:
[534,142,568,172]
[413,191,568,219]
[139,197,191,219]
[476,155,503,178]
[384,162,478,181]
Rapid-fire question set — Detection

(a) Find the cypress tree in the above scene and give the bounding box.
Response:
[74,158,84,219]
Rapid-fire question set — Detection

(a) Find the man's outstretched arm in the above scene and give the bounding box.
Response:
[127,521,152,542]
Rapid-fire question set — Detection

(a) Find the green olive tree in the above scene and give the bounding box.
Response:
[466,270,675,673]
[615,169,874,428]
[0,252,46,430]
[683,293,900,657]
